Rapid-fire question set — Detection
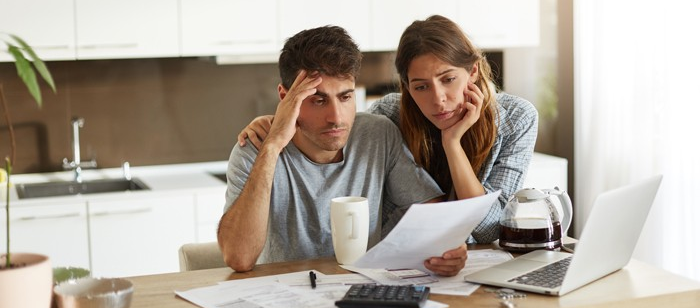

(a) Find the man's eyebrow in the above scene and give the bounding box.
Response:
[338,89,355,96]
[312,91,329,98]
[313,89,355,98]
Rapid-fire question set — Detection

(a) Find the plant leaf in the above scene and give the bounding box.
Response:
[7,45,42,106]
[9,34,56,93]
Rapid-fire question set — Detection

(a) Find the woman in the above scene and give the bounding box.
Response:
[238,15,538,244]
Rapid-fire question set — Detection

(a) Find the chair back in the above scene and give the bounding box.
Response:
[178,242,226,271]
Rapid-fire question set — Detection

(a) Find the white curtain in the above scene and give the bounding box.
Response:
[575,0,700,281]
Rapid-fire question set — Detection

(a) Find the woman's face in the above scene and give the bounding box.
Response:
[406,53,477,130]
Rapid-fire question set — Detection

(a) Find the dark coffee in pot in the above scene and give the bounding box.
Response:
[499,219,562,253]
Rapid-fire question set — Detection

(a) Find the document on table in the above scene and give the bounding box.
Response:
[175,270,449,308]
[175,270,336,308]
[343,249,513,296]
[428,249,513,296]
[339,266,439,286]
[174,251,513,307]
[353,191,500,272]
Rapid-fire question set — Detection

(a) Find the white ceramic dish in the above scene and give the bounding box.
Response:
[54,277,133,308]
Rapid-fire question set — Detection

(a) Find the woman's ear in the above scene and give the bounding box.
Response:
[469,63,479,83]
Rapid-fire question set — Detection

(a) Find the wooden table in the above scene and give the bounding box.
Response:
[127,244,700,308]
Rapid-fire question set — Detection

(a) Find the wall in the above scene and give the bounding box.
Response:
[555,0,574,207]
[502,0,560,155]
[0,57,280,174]
[0,54,407,174]
[501,0,573,202]
[1,0,571,177]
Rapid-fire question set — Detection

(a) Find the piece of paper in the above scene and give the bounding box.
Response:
[216,269,326,287]
[462,249,514,275]
[174,251,510,308]
[340,266,439,285]
[277,273,374,287]
[176,270,336,308]
[342,249,513,297]
[176,270,449,308]
[428,249,514,296]
[353,191,500,271]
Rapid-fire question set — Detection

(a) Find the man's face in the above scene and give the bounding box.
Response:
[291,74,356,163]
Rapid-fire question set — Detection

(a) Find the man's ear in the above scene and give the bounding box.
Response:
[278,84,287,100]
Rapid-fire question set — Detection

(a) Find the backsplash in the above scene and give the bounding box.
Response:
[0,57,281,174]
[0,54,403,174]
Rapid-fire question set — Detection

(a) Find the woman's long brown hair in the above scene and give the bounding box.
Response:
[395,15,498,192]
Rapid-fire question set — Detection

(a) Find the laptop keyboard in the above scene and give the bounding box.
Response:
[508,256,572,289]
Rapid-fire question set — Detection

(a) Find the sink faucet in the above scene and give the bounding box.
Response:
[62,117,97,182]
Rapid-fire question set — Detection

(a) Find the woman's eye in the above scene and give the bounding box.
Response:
[445,77,456,83]
[413,85,427,91]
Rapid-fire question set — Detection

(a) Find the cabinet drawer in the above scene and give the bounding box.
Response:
[87,195,195,277]
[2,202,90,269]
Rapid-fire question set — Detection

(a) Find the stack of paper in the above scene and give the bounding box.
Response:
[176,192,513,307]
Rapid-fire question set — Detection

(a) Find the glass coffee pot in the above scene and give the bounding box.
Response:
[499,187,572,253]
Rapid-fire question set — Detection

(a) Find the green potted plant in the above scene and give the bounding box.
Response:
[0,33,56,308]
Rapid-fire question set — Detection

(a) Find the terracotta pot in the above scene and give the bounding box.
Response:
[0,253,52,308]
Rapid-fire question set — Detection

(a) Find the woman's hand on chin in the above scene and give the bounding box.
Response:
[441,83,484,145]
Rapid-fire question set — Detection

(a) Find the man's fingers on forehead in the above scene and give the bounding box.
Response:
[289,70,308,88]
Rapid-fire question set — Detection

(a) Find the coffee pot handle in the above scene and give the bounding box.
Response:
[543,188,574,234]
[558,190,573,234]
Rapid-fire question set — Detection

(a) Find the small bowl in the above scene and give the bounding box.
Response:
[54,277,133,308]
[53,267,91,285]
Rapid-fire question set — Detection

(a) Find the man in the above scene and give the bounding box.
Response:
[217,26,467,276]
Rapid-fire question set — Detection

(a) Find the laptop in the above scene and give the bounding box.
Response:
[464,175,663,296]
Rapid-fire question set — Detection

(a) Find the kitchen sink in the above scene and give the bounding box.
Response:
[15,178,150,199]
[210,172,227,183]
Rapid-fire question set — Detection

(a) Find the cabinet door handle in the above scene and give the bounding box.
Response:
[78,43,139,50]
[33,45,72,51]
[15,212,82,221]
[212,39,271,46]
[90,208,152,216]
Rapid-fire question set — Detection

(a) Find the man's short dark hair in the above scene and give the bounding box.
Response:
[278,25,362,89]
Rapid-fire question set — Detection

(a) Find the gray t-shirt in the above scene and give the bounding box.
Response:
[224,112,443,264]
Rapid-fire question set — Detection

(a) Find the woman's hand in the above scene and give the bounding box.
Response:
[441,83,484,146]
[237,115,274,150]
[424,243,468,277]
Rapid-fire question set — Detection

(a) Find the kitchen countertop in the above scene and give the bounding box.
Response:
[4,152,567,207]
[4,161,228,206]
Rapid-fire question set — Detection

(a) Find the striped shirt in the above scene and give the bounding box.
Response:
[367,92,538,243]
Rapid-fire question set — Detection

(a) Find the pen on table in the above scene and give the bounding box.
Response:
[309,271,317,289]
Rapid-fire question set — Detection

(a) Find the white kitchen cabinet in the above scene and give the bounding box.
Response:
[1,201,90,269]
[180,0,278,57]
[194,189,225,243]
[74,0,180,59]
[278,0,371,51]
[524,152,568,192]
[368,0,459,51]
[0,0,76,61]
[87,194,195,277]
[456,0,540,49]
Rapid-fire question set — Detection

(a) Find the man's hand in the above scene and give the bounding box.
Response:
[424,243,468,277]
[262,70,321,153]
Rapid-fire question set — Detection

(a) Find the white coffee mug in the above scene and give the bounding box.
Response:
[330,196,370,265]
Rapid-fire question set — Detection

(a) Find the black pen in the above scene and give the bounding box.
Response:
[309,271,317,289]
